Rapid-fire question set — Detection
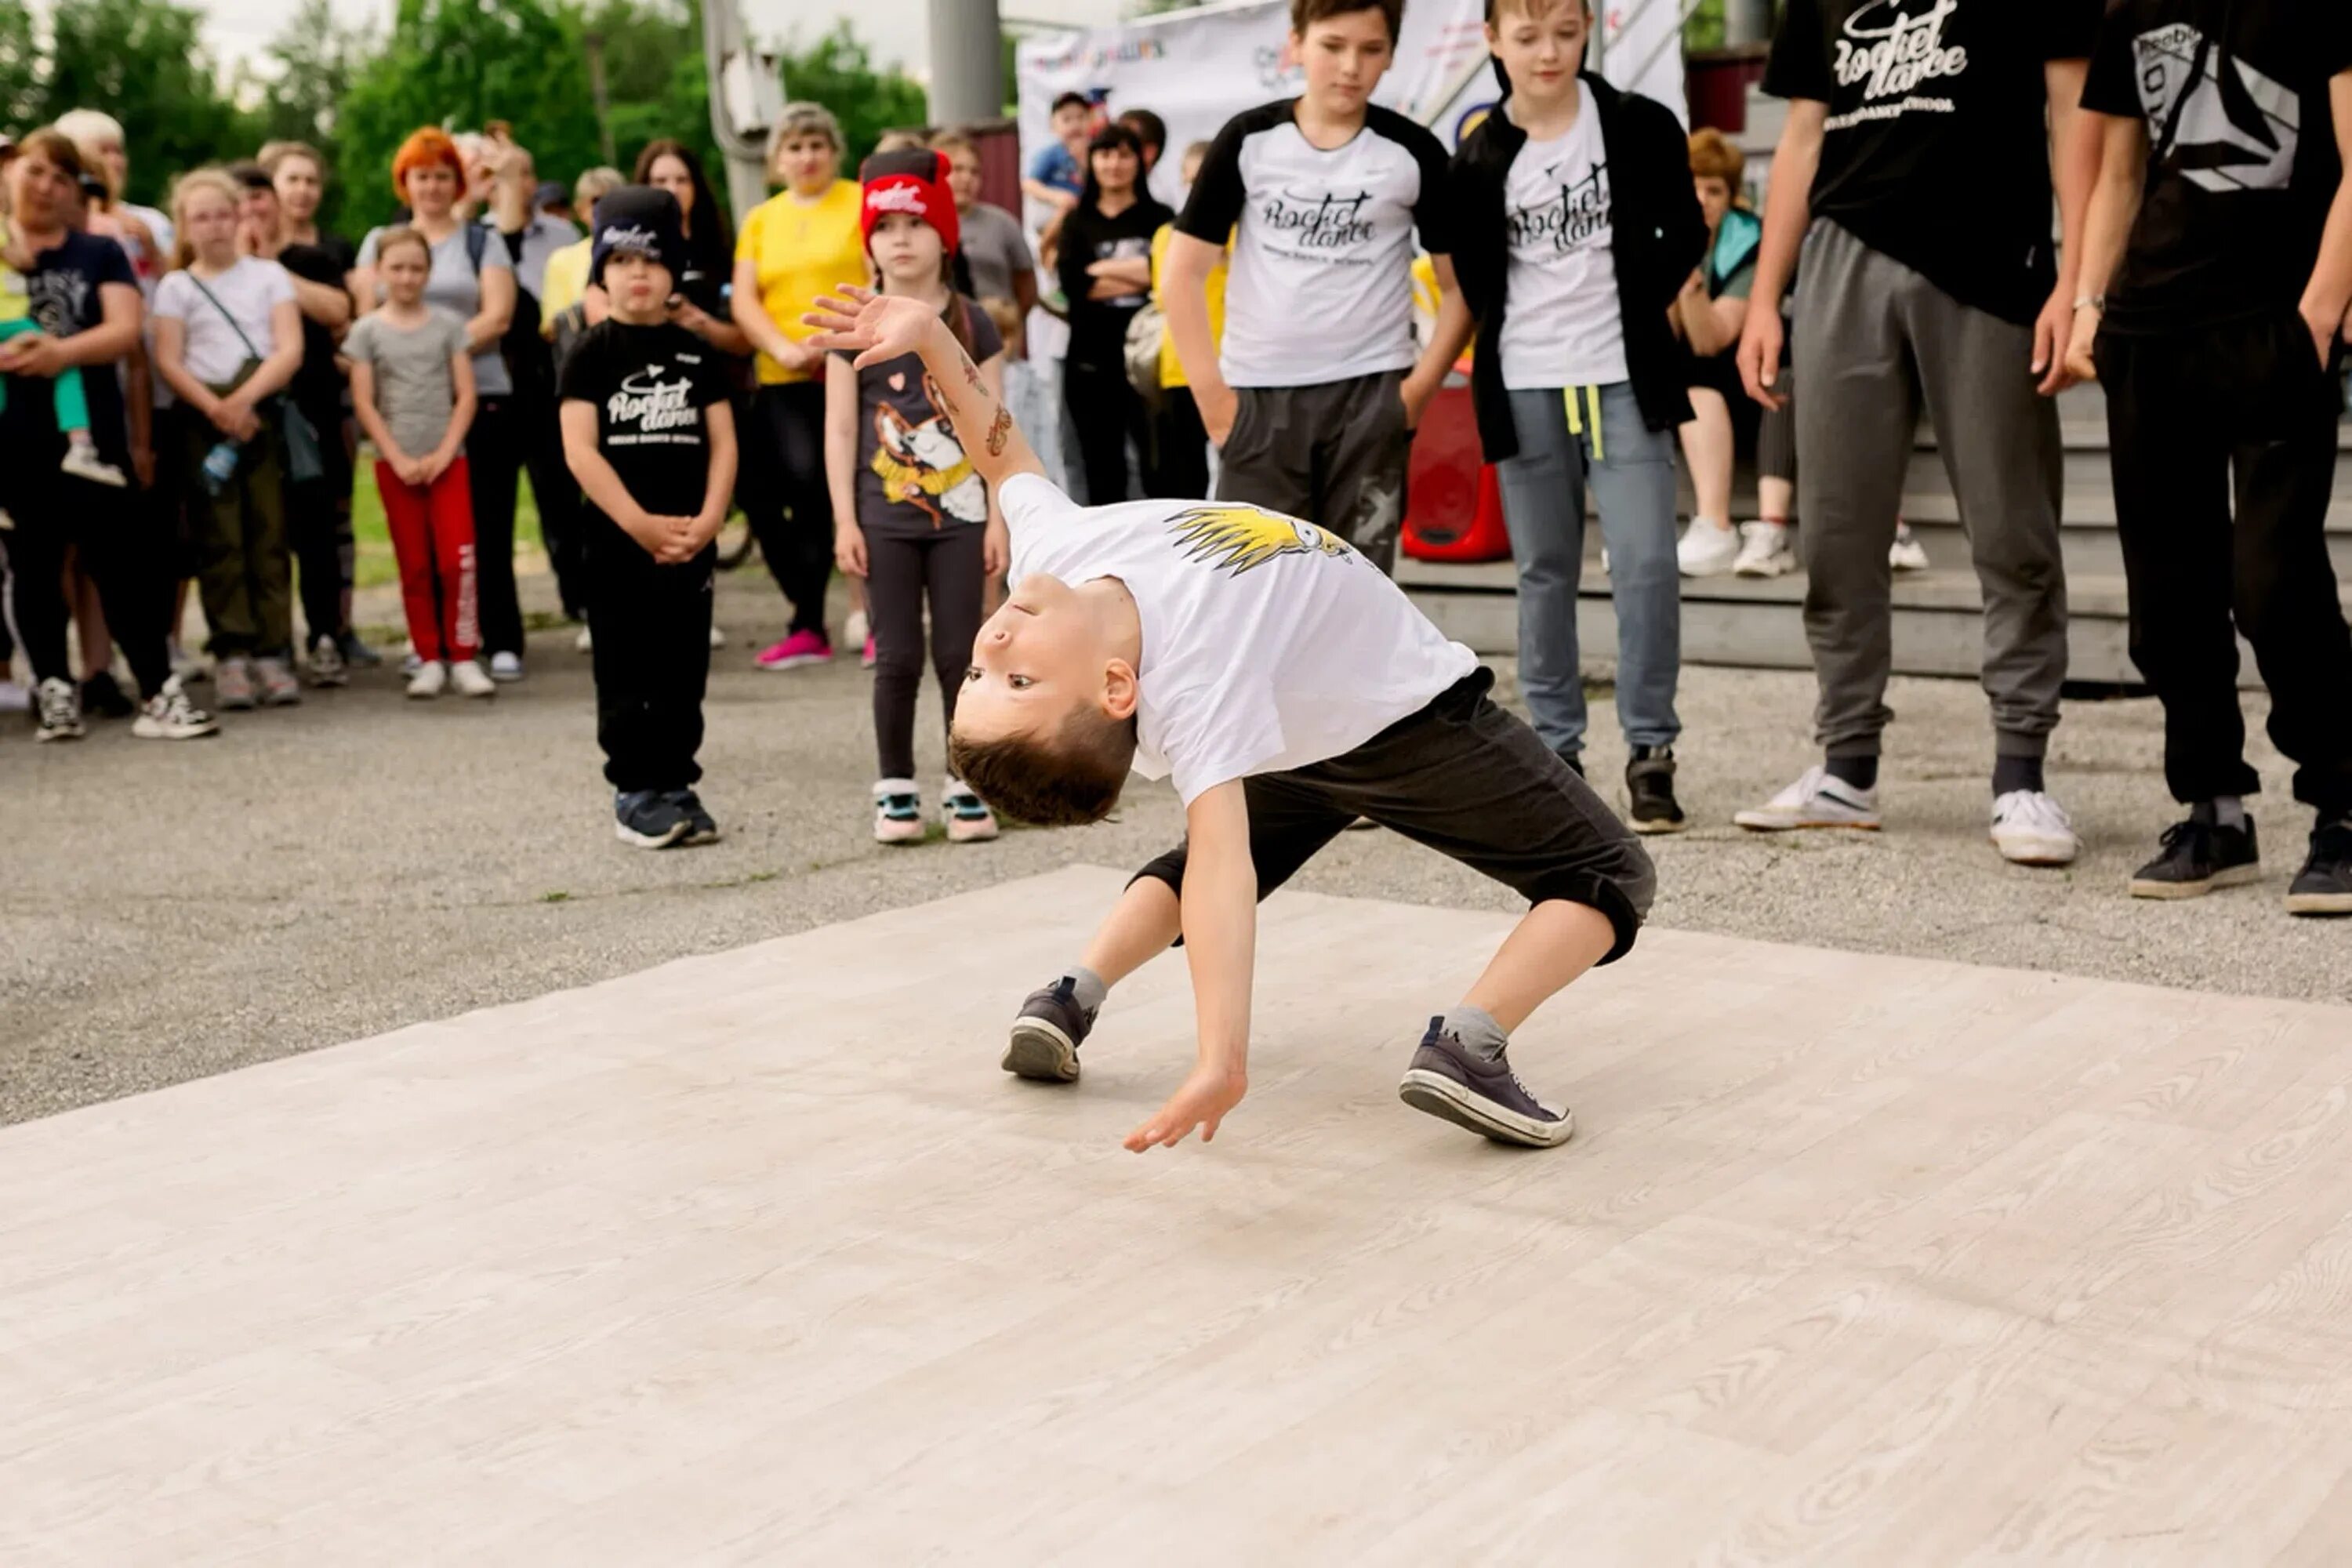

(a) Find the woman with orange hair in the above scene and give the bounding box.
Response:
[353,129,524,681]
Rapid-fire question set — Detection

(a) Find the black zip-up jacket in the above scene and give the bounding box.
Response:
[1450,68,1708,461]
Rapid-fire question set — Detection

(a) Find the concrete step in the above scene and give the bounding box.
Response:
[1396,557,2352,689]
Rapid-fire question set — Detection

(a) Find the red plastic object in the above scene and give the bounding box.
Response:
[1403,383,1512,564]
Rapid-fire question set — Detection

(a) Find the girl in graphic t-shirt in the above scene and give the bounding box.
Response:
[346,226,492,702]
[825,151,1011,847]
[151,168,307,711]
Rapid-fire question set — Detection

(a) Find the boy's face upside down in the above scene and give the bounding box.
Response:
[953,572,1140,749]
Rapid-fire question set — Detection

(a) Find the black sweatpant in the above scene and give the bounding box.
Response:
[2096,314,2352,815]
[746,382,833,637]
[1146,384,1210,501]
[288,426,353,646]
[467,396,525,659]
[1,458,174,699]
[866,525,986,781]
[1218,368,1412,572]
[1065,357,1147,505]
[523,390,587,622]
[1133,668,1657,964]
[586,517,714,793]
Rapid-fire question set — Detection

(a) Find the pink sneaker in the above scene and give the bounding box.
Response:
[861,635,877,670]
[755,630,833,671]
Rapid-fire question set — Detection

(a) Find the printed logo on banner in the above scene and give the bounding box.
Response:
[1825,0,1969,130]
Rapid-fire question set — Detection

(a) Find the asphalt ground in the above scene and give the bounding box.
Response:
[4,563,2346,1126]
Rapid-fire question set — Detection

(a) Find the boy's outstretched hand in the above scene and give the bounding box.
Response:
[1124,1064,1248,1152]
[804,285,938,369]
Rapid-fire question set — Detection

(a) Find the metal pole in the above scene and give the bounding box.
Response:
[926,0,1005,128]
[585,32,618,167]
[702,0,779,221]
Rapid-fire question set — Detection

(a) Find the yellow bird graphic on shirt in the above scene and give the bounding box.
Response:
[1166,504,1353,576]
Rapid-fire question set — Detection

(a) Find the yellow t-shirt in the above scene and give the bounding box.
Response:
[739,180,868,386]
[538,238,591,338]
[0,218,29,324]
[1150,222,1227,391]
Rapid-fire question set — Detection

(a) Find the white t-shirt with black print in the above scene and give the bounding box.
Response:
[1003,473,1478,804]
[1175,100,1454,390]
[1497,100,1625,391]
[151,256,296,387]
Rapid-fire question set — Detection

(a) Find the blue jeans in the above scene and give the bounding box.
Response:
[1494,383,1682,757]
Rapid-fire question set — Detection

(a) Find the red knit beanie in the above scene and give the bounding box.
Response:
[858,148,960,257]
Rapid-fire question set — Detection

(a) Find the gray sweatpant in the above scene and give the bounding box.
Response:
[1219,368,1410,574]
[1791,220,2067,760]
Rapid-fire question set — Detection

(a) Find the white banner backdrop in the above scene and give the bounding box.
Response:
[1014,0,1690,219]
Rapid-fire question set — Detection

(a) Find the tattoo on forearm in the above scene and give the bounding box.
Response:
[961,352,984,393]
[985,405,1011,457]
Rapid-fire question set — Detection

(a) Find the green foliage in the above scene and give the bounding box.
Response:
[778,22,929,169]
[0,0,39,132]
[1684,0,1728,53]
[40,0,259,208]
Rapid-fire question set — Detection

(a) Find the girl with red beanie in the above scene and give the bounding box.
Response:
[824,150,1010,845]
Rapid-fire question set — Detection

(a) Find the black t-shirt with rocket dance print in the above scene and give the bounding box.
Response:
[558,319,729,524]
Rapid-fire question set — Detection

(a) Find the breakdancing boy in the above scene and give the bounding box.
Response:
[808,285,1656,1153]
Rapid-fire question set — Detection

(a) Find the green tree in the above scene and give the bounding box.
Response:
[233,0,376,237]
[586,0,727,191]
[336,0,608,233]
[778,22,928,169]
[0,0,40,132]
[41,0,259,207]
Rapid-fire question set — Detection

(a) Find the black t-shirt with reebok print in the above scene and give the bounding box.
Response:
[1765,0,2103,325]
[2084,0,2352,336]
[557,319,728,524]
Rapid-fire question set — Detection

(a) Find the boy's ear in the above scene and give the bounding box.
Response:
[1101,658,1139,724]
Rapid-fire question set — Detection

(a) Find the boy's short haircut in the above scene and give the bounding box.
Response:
[949,710,1138,826]
[1051,92,1091,118]
[258,140,328,178]
[1483,0,1585,23]
[1292,0,1403,42]
[932,129,978,161]
[1117,108,1166,156]
[1687,127,1744,186]
[373,224,432,266]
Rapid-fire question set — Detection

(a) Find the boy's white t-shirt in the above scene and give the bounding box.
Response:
[1497,100,1628,390]
[151,256,296,387]
[1002,473,1479,804]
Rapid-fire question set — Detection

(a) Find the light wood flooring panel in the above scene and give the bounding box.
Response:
[4,865,2351,1566]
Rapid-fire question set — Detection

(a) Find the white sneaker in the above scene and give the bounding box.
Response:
[132,675,219,739]
[449,659,497,699]
[1734,765,1882,832]
[1733,520,1795,578]
[574,625,593,654]
[1991,789,2079,866]
[1889,527,1930,573]
[942,778,999,843]
[488,651,524,682]
[873,779,925,844]
[60,441,129,488]
[406,660,448,699]
[1677,518,1741,577]
[709,624,727,650]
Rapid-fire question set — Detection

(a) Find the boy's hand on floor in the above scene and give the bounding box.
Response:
[1124,1064,1248,1152]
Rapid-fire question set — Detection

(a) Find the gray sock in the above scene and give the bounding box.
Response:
[1062,965,1107,1014]
[1439,1004,1508,1062]
[2212,797,2247,829]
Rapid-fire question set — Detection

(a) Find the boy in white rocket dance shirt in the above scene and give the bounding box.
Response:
[806,283,1657,1153]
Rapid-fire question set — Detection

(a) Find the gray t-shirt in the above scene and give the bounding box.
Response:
[959,201,1033,305]
[344,307,471,461]
[358,225,515,397]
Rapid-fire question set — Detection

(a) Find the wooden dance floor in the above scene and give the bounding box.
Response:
[8,866,2352,1564]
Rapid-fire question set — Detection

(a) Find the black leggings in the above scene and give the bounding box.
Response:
[1064,357,1147,505]
[288,432,354,646]
[746,382,834,637]
[467,396,525,657]
[2,460,174,699]
[866,525,986,782]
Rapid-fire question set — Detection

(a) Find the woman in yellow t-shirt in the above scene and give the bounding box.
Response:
[1144,141,1227,501]
[731,103,869,669]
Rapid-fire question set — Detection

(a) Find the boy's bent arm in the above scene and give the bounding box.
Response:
[1127,779,1254,1152]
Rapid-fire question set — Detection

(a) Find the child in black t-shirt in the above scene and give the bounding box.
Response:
[558,186,739,848]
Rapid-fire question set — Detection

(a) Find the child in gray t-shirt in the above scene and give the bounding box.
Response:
[342,227,488,699]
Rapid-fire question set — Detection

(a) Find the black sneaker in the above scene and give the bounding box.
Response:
[80,670,136,719]
[1396,1017,1573,1148]
[2129,806,2260,900]
[1003,977,1094,1083]
[614,789,691,849]
[666,787,721,846]
[2287,817,2352,917]
[1625,745,1686,835]
[337,630,384,670]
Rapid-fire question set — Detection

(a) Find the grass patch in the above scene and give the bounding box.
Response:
[539,891,572,903]
[352,466,543,590]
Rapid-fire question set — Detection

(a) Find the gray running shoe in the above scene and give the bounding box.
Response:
[615,789,691,849]
[215,658,257,711]
[1397,1017,1573,1148]
[1003,977,1094,1083]
[256,656,303,706]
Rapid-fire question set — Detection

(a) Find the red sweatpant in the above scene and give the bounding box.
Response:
[376,458,479,662]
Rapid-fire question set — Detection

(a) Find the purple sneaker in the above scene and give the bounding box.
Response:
[1397,1018,1573,1148]
[1003,977,1094,1083]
